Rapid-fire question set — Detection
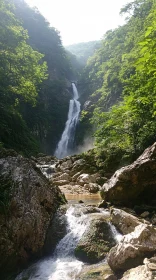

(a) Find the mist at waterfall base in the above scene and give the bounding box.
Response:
[76,136,94,154]
[54,83,81,159]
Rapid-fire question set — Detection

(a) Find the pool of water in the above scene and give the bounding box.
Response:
[65,192,101,205]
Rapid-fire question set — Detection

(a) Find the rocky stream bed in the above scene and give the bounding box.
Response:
[0,143,156,279]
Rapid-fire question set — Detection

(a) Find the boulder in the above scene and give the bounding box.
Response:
[53,172,70,182]
[121,265,152,280]
[107,224,156,272]
[111,208,141,234]
[75,215,116,263]
[101,143,156,206]
[84,183,100,193]
[77,173,96,186]
[140,211,150,218]
[121,257,156,280]
[0,155,65,277]
[78,263,117,280]
[72,171,83,182]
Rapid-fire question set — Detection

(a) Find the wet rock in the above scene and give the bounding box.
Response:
[82,206,101,214]
[79,200,84,203]
[98,200,108,208]
[111,208,141,234]
[43,205,68,255]
[101,143,156,206]
[107,224,156,272]
[78,263,117,280]
[75,215,116,264]
[0,155,65,277]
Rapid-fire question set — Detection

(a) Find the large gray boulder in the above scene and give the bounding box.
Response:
[0,154,66,277]
[107,224,156,272]
[75,214,116,264]
[101,143,156,206]
[111,208,141,234]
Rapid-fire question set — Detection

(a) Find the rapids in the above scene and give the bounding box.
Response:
[16,205,122,280]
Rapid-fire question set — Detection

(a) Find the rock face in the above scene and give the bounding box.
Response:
[0,155,65,277]
[43,205,68,255]
[101,142,156,206]
[78,263,117,280]
[75,214,116,264]
[107,224,156,272]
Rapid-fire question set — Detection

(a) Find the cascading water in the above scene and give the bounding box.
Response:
[16,206,122,280]
[16,206,89,280]
[55,83,81,158]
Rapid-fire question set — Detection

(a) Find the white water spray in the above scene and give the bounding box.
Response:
[55,83,81,158]
[16,206,89,280]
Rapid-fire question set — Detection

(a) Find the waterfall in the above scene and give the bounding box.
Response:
[54,83,81,158]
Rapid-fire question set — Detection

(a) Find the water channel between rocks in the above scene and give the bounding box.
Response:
[16,196,122,280]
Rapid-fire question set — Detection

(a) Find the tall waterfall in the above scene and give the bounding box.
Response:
[55,83,81,158]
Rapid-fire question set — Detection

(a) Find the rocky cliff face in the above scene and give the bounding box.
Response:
[0,152,66,278]
[101,142,156,206]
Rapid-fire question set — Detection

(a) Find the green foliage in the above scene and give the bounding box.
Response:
[0,0,49,155]
[0,0,81,155]
[80,0,156,159]
[0,0,47,105]
[12,0,81,154]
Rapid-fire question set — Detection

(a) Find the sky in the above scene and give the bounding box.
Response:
[25,0,130,46]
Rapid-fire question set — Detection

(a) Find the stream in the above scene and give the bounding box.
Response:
[16,82,122,280]
[16,203,122,280]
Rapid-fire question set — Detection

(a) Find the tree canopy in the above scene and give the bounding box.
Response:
[79,0,155,162]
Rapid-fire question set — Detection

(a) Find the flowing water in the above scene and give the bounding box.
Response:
[16,206,89,280]
[55,83,81,159]
[16,205,122,280]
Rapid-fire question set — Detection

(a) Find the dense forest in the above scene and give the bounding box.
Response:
[77,0,156,166]
[0,0,81,156]
[0,0,156,163]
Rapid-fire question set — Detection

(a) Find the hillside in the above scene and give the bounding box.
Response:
[0,0,82,156]
[66,40,101,65]
[77,0,156,165]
